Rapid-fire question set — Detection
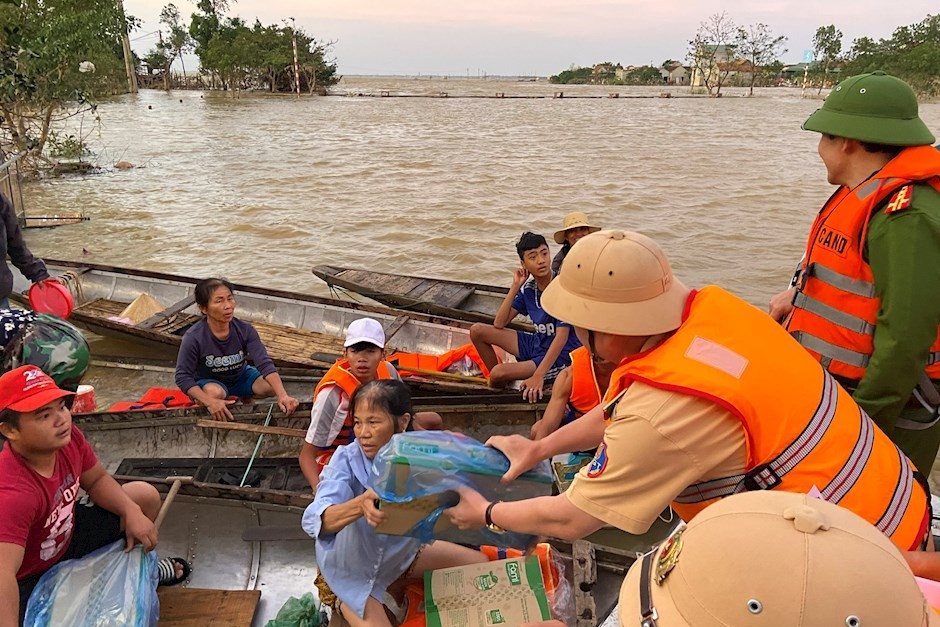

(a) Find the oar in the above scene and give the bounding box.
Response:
[309,351,489,386]
[195,419,307,439]
[153,475,194,531]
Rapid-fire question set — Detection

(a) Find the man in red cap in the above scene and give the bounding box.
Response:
[0,366,167,626]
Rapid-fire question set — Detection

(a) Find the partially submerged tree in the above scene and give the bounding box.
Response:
[0,0,133,172]
[736,23,787,95]
[812,25,843,93]
[687,12,740,95]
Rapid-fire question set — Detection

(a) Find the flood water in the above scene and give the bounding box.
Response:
[30,78,940,308]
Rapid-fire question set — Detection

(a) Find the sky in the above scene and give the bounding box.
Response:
[125,0,938,76]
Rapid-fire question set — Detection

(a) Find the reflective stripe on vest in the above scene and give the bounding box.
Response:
[876,446,915,537]
[676,373,840,503]
[606,286,927,550]
[786,145,940,381]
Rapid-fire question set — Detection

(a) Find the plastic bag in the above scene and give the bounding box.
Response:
[24,540,159,627]
[372,431,554,549]
[264,592,326,627]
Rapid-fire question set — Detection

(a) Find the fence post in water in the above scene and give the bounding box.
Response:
[553,91,564,98]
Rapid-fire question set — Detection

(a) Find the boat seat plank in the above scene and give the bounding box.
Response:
[252,321,346,367]
[137,295,197,330]
[417,283,475,309]
[344,270,425,296]
[158,588,260,627]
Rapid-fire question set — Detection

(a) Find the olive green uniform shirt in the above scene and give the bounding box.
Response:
[857,182,940,475]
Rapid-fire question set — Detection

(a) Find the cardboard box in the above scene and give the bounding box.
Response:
[424,556,551,627]
[550,452,594,492]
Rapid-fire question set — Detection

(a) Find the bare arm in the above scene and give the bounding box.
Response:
[299,441,322,491]
[81,464,157,551]
[494,269,528,329]
[445,488,605,540]
[185,385,235,421]
[489,404,607,482]
[0,543,24,627]
[521,326,572,402]
[532,367,572,439]
[320,489,384,534]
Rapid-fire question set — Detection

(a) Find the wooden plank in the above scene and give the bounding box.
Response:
[137,295,197,329]
[419,282,475,309]
[573,539,598,627]
[383,314,410,342]
[196,419,307,439]
[158,588,261,627]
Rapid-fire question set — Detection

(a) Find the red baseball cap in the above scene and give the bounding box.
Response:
[0,366,74,412]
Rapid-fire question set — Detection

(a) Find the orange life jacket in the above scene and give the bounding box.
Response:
[603,286,927,550]
[390,343,492,378]
[107,388,196,411]
[313,359,396,454]
[564,346,602,424]
[785,145,940,382]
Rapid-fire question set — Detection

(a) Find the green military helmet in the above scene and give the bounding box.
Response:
[0,313,90,392]
[802,71,936,146]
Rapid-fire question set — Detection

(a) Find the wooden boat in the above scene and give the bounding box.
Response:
[9,259,495,394]
[312,264,529,328]
[77,398,675,626]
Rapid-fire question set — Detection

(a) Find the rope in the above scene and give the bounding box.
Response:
[240,403,275,487]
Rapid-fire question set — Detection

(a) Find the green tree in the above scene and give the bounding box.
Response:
[688,12,740,95]
[844,15,940,97]
[812,25,843,93]
[0,0,132,172]
[736,23,787,95]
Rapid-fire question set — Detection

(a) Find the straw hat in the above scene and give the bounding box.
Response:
[619,491,937,627]
[541,230,690,336]
[553,212,601,245]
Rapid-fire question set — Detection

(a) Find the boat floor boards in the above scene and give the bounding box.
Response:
[158,588,261,627]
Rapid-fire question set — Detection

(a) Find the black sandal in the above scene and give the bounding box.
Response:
[157,557,191,586]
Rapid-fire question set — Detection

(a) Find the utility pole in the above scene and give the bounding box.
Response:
[116,0,138,93]
[291,18,301,96]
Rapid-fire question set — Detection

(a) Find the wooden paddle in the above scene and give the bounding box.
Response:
[309,351,489,386]
[195,419,306,439]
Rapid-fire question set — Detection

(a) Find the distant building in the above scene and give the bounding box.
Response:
[593,63,615,75]
[689,44,733,89]
[660,61,689,86]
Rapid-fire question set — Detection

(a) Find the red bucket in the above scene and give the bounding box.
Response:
[71,384,97,414]
[28,279,74,319]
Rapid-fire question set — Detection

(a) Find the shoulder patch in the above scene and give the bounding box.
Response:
[884,185,913,215]
[586,441,608,478]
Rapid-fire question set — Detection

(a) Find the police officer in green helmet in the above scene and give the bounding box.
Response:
[769,71,940,477]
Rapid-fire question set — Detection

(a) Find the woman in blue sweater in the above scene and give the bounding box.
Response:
[175,278,299,421]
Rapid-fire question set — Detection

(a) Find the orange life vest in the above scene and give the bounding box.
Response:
[390,343,492,378]
[785,145,940,382]
[313,359,396,454]
[565,346,602,424]
[603,286,927,550]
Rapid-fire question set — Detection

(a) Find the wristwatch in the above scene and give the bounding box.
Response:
[485,501,505,534]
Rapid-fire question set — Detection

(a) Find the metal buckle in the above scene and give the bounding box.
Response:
[743,463,782,491]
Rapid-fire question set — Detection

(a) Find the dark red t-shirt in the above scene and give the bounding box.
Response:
[0,425,98,579]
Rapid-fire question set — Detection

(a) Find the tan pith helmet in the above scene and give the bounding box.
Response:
[619,491,937,627]
[553,211,601,244]
[541,230,690,336]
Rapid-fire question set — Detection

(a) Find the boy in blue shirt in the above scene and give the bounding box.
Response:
[470,232,581,402]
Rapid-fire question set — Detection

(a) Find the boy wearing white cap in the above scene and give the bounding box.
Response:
[298,318,441,490]
[446,230,934,577]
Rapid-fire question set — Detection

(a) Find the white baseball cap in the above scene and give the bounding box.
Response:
[344,318,385,348]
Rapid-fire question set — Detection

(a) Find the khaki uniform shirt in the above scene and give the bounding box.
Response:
[566,380,747,534]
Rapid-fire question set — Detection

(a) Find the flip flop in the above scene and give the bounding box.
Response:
[157,556,191,586]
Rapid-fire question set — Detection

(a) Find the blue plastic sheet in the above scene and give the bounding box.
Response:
[371,431,553,549]
[24,540,159,627]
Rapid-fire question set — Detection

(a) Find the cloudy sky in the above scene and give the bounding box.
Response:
[125,0,937,76]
